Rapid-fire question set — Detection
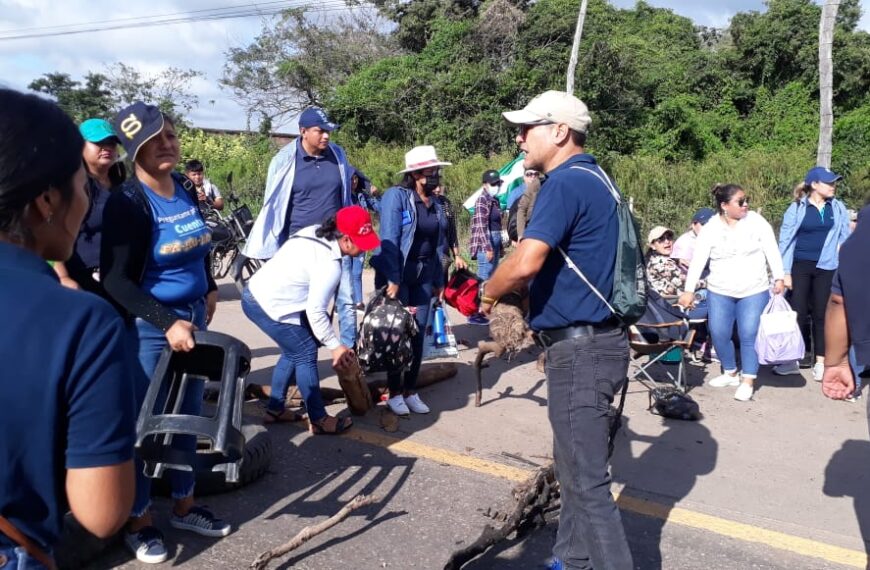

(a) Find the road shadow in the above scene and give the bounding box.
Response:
[823,437,870,563]
[79,408,416,569]
[610,416,718,569]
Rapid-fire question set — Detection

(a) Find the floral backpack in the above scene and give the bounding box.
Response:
[357,288,419,374]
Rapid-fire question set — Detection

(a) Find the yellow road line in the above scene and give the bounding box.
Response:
[615,494,867,568]
[338,426,531,482]
[323,424,867,568]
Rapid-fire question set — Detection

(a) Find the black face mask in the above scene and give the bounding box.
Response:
[422,175,440,195]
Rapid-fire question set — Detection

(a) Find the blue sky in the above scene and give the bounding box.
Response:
[0,0,867,131]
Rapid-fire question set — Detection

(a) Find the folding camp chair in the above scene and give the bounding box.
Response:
[629,323,696,393]
[629,290,698,393]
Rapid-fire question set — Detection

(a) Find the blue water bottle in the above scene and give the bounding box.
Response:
[433,303,447,346]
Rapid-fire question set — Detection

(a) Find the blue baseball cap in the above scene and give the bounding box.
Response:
[298,107,338,131]
[692,207,714,224]
[79,118,120,144]
[805,166,843,185]
[113,101,165,161]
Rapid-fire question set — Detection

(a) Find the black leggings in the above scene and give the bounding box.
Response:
[789,260,834,358]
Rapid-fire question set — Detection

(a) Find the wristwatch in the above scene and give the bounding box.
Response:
[479,280,498,306]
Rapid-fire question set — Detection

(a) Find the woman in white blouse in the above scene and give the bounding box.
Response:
[679,183,785,402]
[242,206,380,433]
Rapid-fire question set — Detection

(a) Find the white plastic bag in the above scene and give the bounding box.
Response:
[755,293,805,365]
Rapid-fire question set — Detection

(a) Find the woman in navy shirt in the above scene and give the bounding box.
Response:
[53,118,125,296]
[370,146,449,418]
[0,88,136,570]
[777,167,852,380]
[101,102,228,564]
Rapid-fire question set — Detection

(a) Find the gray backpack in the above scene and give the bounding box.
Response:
[560,165,647,326]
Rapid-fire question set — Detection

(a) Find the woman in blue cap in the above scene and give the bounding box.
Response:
[101,102,228,564]
[775,166,852,380]
[53,118,125,296]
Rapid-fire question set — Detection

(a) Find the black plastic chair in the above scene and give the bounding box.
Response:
[135,331,252,483]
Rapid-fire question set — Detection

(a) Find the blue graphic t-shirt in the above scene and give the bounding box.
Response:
[141,182,211,305]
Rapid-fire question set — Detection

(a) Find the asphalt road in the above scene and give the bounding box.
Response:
[81,274,870,569]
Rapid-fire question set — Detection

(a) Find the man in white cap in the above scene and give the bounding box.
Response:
[479,91,633,570]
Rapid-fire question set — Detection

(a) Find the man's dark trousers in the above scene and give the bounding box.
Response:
[546,327,632,570]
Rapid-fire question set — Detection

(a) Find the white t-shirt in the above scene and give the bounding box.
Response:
[684,211,784,298]
[247,225,342,349]
[200,179,222,201]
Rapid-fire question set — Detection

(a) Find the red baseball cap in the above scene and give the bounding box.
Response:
[336,205,380,251]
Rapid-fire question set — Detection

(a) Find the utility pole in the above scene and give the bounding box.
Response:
[817,0,840,168]
[566,0,589,94]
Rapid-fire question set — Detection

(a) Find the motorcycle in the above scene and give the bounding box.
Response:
[205,173,262,294]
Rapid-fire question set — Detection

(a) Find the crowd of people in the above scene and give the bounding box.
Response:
[1,81,868,570]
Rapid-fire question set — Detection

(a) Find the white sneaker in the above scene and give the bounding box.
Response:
[404,393,430,414]
[813,362,825,382]
[708,373,740,387]
[734,382,754,401]
[386,395,410,416]
[124,527,168,564]
[772,362,801,376]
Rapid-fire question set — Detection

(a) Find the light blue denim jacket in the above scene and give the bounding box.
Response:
[244,139,352,259]
[778,196,851,273]
[370,186,447,288]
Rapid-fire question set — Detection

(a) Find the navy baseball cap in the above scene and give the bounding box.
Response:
[113,102,164,162]
[298,107,338,131]
[805,166,843,185]
[692,207,714,224]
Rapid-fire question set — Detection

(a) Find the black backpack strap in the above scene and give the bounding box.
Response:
[608,376,630,458]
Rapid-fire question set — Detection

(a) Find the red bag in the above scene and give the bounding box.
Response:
[444,268,481,317]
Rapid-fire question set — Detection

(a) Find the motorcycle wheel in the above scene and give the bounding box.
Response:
[232,254,262,295]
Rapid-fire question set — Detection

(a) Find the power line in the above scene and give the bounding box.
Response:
[0,0,359,41]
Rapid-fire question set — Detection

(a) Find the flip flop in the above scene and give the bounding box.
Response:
[310,415,353,435]
[263,409,306,424]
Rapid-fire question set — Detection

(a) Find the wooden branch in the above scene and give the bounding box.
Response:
[250,494,378,570]
[443,465,555,569]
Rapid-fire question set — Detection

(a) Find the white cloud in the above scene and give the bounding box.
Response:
[1,0,868,131]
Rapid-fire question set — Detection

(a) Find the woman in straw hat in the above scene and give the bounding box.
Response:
[370,145,450,417]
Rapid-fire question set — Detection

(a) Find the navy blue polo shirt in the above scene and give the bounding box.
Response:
[408,192,440,260]
[0,242,136,550]
[794,201,833,263]
[522,154,617,330]
[286,144,343,235]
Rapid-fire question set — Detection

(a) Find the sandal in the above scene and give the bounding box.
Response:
[310,415,353,435]
[264,408,306,424]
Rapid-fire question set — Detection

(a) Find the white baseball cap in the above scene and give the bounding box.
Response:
[503,90,592,133]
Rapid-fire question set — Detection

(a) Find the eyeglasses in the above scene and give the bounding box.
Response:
[524,171,537,178]
[654,235,674,243]
[735,197,750,207]
[518,121,553,138]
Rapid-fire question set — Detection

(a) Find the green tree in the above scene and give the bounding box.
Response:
[28,72,114,122]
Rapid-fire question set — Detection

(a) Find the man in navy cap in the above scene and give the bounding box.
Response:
[245,106,357,347]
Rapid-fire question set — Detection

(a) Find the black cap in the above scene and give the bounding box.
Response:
[114,101,165,162]
[482,170,501,185]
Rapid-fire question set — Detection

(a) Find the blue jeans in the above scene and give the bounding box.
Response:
[545,328,632,570]
[475,230,502,280]
[127,299,206,516]
[338,256,357,347]
[0,546,49,570]
[707,290,769,377]
[375,257,437,394]
[351,253,365,305]
[241,288,326,421]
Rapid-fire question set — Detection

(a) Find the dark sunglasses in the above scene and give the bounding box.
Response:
[654,234,674,243]
[518,121,552,137]
[735,197,750,207]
